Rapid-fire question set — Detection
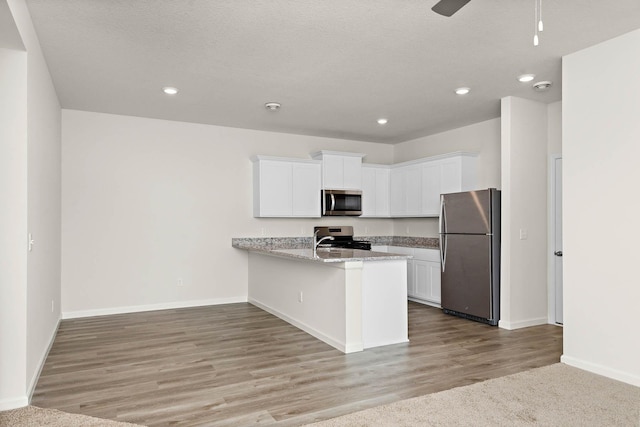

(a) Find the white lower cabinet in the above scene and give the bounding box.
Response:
[374,245,441,306]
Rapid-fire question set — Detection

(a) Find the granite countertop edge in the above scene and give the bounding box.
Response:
[231,236,439,250]
[231,235,438,263]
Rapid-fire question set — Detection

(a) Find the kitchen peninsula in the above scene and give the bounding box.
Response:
[232,237,411,353]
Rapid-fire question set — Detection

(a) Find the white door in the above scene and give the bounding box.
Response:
[554,157,563,324]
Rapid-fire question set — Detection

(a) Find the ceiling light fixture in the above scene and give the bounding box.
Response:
[265,102,281,111]
[533,0,544,46]
[162,86,178,95]
[377,118,388,125]
[518,74,536,83]
[533,80,552,91]
[455,87,470,95]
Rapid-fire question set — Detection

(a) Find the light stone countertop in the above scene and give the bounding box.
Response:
[231,236,439,250]
[231,235,438,263]
[233,243,411,263]
[270,248,411,263]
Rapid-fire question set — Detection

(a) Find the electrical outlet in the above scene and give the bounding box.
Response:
[177,278,185,287]
[364,226,369,234]
[519,229,528,240]
[261,227,266,236]
[51,300,54,313]
[406,226,410,234]
[298,291,303,303]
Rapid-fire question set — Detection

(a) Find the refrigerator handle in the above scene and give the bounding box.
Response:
[440,234,447,272]
[439,195,446,234]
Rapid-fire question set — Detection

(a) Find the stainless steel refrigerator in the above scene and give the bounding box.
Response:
[439,189,500,326]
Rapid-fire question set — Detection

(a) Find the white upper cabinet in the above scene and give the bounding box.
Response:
[252,156,321,218]
[361,164,390,217]
[311,151,365,190]
[391,152,478,217]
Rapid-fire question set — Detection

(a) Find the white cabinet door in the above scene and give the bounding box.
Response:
[292,163,321,216]
[383,246,441,305]
[322,155,344,189]
[413,259,430,301]
[427,261,441,303]
[361,166,390,217]
[439,156,463,195]
[361,167,376,217]
[421,162,440,216]
[253,157,321,218]
[391,152,478,218]
[343,156,362,190]
[257,160,292,217]
[390,168,405,216]
[421,157,462,216]
[375,167,390,216]
[312,151,364,190]
[390,166,421,216]
[405,166,422,216]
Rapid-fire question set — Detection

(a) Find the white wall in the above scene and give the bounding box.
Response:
[500,97,548,330]
[562,29,640,386]
[61,110,394,316]
[547,102,562,155]
[391,118,501,236]
[0,0,62,409]
[0,46,28,410]
[546,101,562,323]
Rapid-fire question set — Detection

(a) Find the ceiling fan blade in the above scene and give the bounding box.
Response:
[431,0,471,17]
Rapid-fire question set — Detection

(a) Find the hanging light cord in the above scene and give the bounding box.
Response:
[538,0,544,31]
[534,0,544,46]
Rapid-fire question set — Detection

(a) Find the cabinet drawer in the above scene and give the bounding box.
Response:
[386,246,414,256]
[413,248,440,262]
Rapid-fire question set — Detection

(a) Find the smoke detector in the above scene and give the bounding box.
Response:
[265,102,281,111]
[533,81,552,91]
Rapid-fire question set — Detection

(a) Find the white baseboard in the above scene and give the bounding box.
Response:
[249,298,352,353]
[27,317,61,402]
[62,297,247,320]
[498,316,548,330]
[561,355,640,387]
[0,396,29,411]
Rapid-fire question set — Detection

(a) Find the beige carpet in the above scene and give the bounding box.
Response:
[308,364,640,427]
[0,405,142,426]
[1,364,638,426]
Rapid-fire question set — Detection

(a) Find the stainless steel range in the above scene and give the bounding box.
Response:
[313,226,372,250]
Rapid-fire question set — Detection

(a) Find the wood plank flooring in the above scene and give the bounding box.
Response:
[32,302,562,426]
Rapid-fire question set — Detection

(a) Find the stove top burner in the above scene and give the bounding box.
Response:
[326,239,372,250]
[314,226,371,250]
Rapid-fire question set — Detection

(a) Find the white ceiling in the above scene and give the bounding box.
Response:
[24,0,640,144]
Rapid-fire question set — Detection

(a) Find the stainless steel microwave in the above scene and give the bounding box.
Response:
[322,189,362,216]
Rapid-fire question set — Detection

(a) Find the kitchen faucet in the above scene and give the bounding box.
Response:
[313,230,334,257]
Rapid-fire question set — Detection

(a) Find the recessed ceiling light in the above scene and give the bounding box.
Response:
[265,102,281,111]
[377,118,388,125]
[455,87,470,95]
[162,86,178,95]
[518,74,536,83]
[533,80,552,91]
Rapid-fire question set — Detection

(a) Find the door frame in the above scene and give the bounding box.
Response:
[547,154,562,325]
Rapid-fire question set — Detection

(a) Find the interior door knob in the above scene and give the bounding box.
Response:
[554,251,563,257]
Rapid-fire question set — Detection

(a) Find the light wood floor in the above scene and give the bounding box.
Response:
[33,302,562,426]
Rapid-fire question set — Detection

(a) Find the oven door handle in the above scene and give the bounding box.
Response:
[331,193,336,211]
